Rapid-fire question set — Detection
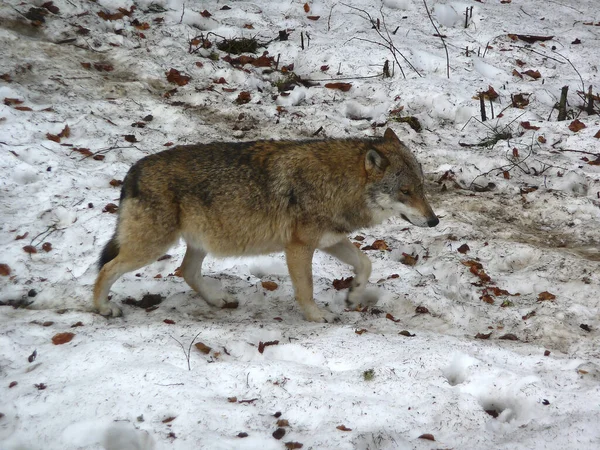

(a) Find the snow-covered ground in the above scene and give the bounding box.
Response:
[1,0,600,448]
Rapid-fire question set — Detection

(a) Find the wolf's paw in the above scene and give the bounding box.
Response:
[97,302,123,318]
[301,303,337,323]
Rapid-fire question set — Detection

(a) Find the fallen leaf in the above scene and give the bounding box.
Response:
[568,119,586,132]
[580,324,591,332]
[336,425,352,431]
[537,291,556,301]
[512,34,553,44]
[103,203,118,214]
[228,397,237,402]
[324,82,352,92]
[355,328,368,335]
[235,91,251,104]
[162,416,176,423]
[35,383,47,390]
[123,135,137,143]
[46,133,61,143]
[333,276,354,290]
[23,245,37,254]
[475,332,492,339]
[477,85,499,100]
[93,62,114,72]
[320,65,329,71]
[52,332,75,345]
[520,121,540,130]
[237,432,249,438]
[386,313,401,323]
[498,333,519,340]
[485,409,499,418]
[163,319,175,325]
[0,264,11,276]
[512,69,523,79]
[418,434,435,441]
[28,350,37,362]
[594,130,600,138]
[285,443,303,449]
[399,330,415,337]
[307,15,320,20]
[415,306,429,314]
[538,135,547,143]
[258,340,279,354]
[273,428,286,440]
[200,9,211,17]
[4,98,23,106]
[195,342,211,354]
[9,381,17,388]
[16,232,29,240]
[304,3,310,12]
[221,301,239,309]
[42,242,52,252]
[166,68,191,86]
[400,252,418,266]
[277,419,290,427]
[261,281,278,291]
[511,93,530,108]
[481,294,494,304]
[522,69,541,79]
[457,243,470,254]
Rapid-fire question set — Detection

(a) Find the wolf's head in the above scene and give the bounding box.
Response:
[365,128,439,228]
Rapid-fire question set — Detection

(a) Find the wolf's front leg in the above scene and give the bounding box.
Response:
[321,237,374,309]
[285,242,334,322]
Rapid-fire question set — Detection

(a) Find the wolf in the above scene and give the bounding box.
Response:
[93,128,438,322]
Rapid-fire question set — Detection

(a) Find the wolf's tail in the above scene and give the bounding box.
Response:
[98,235,119,269]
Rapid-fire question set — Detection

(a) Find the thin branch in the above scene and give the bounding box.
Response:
[422,0,449,78]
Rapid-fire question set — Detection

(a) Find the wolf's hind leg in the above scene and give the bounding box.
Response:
[94,240,174,317]
[320,238,373,309]
[181,244,235,308]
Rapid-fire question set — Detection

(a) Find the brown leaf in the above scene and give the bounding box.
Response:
[236,91,251,104]
[320,65,329,72]
[537,291,556,301]
[93,62,114,72]
[221,301,239,309]
[522,70,541,79]
[333,276,354,290]
[243,24,254,29]
[399,330,415,337]
[200,9,212,17]
[93,155,105,161]
[166,68,191,86]
[103,203,118,214]
[42,242,52,252]
[277,419,290,427]
[512,69,523,79]
[568,119,586,132]
[511,93,530,108]
[499,333,519,341]
[28,350,37,362]
[14,106,33,111]
[9,381,17,388]
[195,342,212,354]
[457,243,470,254]
[0,264,11,276]
[515,59,526,67]
[237,432,249,438]
[16,232,29,240]
[513,35,553,44]
[73,147,93,157]
[228,397,238,402]
[478,86,499,100]
[418,434,435,441]
[307,15,320,20]
[123,134,137,143]
[520,121,540,130]
[386,313,401,323]
[273,428,286,440]
[355,328,368,335]
[325,82,352,92]
[52,332,75,345]
[261,281,278,291]
[503,170,510,179]
[415,306,429,314]
[4,98,23,105]
[98,11,125,21]
[23,245,37,254]
[71,321,84,328]
[475,332,492,340]
[285,443,303,449]
[538,135,547,143]
[258,340,279,354]
[400,252,418,266]
[46,133,61,143]
[336,425,352,431]
[58,125,70,138]
[481,294,494,304]
[304,3,310,12]
[162,416,176,423]
[163,319,175,324]
[462,260,483,270]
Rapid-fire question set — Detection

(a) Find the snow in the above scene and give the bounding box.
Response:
[1,0,600,449]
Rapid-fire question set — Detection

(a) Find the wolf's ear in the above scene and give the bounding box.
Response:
[365,149,390,174]
[384,128,400,143]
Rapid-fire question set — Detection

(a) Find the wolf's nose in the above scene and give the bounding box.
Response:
[427,216,439,227]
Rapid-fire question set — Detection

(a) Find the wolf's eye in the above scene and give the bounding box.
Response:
[400,189,411,196]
